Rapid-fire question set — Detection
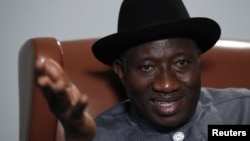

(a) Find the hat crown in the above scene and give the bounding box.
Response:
[118,0,190,32]
[92,0,221,66]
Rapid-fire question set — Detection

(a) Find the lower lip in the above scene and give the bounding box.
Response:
[151,100,181,116]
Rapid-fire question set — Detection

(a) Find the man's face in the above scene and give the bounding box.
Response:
[114,38,201,128]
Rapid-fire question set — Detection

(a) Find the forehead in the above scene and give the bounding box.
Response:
[124,38,198,58]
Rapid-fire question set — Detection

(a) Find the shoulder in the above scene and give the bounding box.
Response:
[198,87,250,124]
[200,87,250,115]
[200,87,250,106]
[93,100,134,140]
[95,99,132,129]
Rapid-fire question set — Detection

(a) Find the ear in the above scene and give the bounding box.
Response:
[113,60,126,87]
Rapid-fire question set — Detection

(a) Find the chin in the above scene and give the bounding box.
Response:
[152,112,193,130]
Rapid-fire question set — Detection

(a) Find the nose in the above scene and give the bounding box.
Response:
[151,70,180,94]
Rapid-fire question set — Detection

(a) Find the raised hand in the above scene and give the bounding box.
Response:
[35,57,96,141]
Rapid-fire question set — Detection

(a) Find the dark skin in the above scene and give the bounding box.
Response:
[36,58,96,141]
[36,38,201,140]
[113,38,201,129]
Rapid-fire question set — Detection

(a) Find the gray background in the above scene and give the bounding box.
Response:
[0,0,249,140]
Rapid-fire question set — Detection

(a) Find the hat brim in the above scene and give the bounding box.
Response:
[92,17,221,66]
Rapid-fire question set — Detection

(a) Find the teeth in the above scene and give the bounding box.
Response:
[154,101,173,106]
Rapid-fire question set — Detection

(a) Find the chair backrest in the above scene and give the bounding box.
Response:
[18,37,250,141]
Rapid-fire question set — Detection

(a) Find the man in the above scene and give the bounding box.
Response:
[36,0,250,141]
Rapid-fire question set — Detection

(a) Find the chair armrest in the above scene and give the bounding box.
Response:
[18,37,63,141]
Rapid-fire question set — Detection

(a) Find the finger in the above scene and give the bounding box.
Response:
[38,76,86,117]
[65,85,84,105]
[37,58,71,91]
[70,96,88,120]
[56,85,88,119]
[35,58,73,111]
[43,58,67,83]
[37,74,73,109]
[35,57,46,70]
[55,88,88,120]
[35,58,89,121]
[37,75,63,91]
[36,57,70,90]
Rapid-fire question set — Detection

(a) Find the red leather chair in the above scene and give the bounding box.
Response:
[18,37,250,141]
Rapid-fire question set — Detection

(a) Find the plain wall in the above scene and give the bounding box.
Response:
[0,0,249,140]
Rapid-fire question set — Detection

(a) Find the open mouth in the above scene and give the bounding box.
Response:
[150,95,184,116]
[153,101,175,107]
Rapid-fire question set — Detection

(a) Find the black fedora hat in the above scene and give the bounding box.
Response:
[92,0,221,66]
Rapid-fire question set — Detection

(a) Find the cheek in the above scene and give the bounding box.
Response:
[124,72,150,100]
[190,67,201,87]
[176,65,201,86]
[180,67,201,105]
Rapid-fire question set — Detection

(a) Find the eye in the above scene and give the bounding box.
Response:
[174,59,191,70]
[177,60,188,66]
[141,65,154,72]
